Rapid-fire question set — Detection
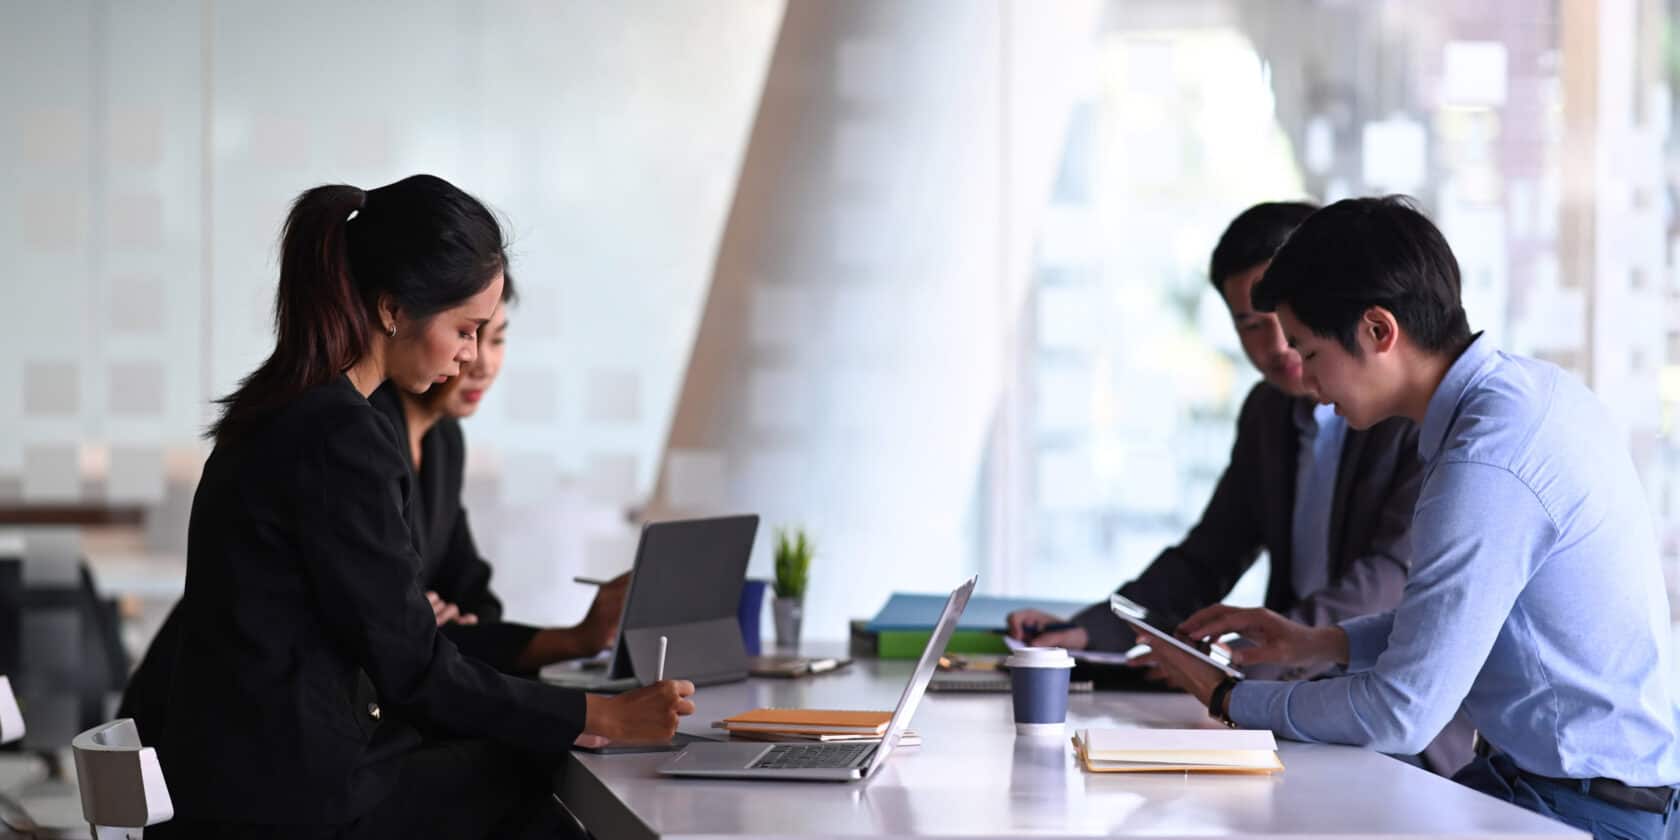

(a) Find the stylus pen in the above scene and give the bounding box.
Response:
[572,576,614,586]
[656,635,668,682]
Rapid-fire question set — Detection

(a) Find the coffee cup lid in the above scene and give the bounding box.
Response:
[1005,646,1075,669]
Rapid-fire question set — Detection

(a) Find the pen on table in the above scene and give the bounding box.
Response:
[656,635,668,682]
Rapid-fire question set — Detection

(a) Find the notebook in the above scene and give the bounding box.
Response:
[1073,728,1283,774]
[717,708,892,736]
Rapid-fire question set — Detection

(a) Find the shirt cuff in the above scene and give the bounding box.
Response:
[1338,612,1396,672]
[1227,679,1289,731]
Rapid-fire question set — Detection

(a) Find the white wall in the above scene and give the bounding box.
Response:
[0,1,784,626]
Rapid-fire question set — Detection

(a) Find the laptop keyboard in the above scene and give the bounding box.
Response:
[749,743,877,770]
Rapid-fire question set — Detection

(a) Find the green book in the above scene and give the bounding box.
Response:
[875,629,1010,659]
[866,592,1090,659]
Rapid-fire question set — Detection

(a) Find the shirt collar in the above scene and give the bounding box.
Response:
[1419,332,1496,462]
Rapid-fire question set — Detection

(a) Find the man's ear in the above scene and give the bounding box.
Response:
[1364,305,1400,354]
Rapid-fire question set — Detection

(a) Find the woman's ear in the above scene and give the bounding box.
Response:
[377,294,401,338]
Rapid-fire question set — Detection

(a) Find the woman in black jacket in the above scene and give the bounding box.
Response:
[152,175,693,839]
[120,288,624,740]
[367,284,628,673]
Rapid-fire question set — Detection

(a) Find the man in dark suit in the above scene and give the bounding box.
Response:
[1008,202,1471,775]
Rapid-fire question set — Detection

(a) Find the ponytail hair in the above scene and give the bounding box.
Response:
[211,174,506,442]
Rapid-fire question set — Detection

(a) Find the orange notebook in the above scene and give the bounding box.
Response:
[718,708,893,736]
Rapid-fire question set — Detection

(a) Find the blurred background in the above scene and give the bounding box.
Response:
[2,0,1679,770]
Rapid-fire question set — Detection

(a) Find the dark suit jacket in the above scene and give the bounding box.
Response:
[369,384,539,672]
[1071,382,1473,775]
[1072,383,1420,643]
[157,376,584,826]
[117,387,546,749]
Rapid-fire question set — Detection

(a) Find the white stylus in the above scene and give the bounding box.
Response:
[656,635,668,682]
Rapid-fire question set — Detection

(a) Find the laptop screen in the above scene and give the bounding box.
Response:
[863,575,977,776]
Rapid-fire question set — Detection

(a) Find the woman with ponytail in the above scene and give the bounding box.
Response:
[153,175,693,839]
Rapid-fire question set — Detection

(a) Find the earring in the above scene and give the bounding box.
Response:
[386,324,397,338]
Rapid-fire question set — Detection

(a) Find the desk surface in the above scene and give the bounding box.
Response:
[555,658,1582,840]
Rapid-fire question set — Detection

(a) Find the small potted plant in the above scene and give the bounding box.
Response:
[772,527,812,652]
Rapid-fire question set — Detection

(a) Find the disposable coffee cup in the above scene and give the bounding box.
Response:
[1006,646,1075,736]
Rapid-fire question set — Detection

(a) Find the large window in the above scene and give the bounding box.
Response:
[1003,1,1680,623]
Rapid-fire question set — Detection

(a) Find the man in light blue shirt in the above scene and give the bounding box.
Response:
[1146,196,1680,840]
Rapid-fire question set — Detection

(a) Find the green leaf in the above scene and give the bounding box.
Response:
[773,525,812,599]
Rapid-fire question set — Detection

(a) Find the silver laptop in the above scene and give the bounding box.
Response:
[657,575,976,782]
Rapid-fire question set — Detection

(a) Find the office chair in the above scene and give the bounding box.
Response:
[70,719,171,840]
[0,673,43,837]
[0,546,140,839]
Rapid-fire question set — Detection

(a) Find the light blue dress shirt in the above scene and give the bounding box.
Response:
[1291,401,1346,600]
[1229,335,1680,787]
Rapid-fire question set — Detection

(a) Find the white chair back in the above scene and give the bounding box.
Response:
[70,718,172,840]
[0,675,23,745]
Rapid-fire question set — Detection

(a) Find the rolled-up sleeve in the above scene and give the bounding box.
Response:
[1340,612,1397,672]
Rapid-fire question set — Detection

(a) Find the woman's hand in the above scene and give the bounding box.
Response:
[583,680,696,744]
[426,591,477,626]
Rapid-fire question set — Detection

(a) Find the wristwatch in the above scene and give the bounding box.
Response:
[1207,675,1243,728]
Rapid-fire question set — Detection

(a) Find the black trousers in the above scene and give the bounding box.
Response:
[151,739,585,840]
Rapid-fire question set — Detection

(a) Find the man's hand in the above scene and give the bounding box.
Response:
[1004,609,1090,650]
[576,573,630,652]
[1139,639,1228,707]
[583,680,697,743]
[426,591,477,627]
[1176,605,1347,669]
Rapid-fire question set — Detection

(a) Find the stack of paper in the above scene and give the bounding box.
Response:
[1073,728,1283,774]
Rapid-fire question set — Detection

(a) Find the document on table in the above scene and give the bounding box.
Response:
[1000,634,1140,667]
[1073,728,1283,774]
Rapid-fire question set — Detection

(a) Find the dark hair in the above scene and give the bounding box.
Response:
[1208,201,1318,293]
[210,174,507,441]
[1252,196,1471,355]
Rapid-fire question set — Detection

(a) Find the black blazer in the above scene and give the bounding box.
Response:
[368,384,539,672]
[1072,381,1421,644]
[117,387,545,748]
[157,376,584,826]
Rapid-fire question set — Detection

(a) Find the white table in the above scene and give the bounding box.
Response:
[555,658,1584,839]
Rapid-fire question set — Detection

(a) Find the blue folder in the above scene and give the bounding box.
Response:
[866,592,1091,632]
